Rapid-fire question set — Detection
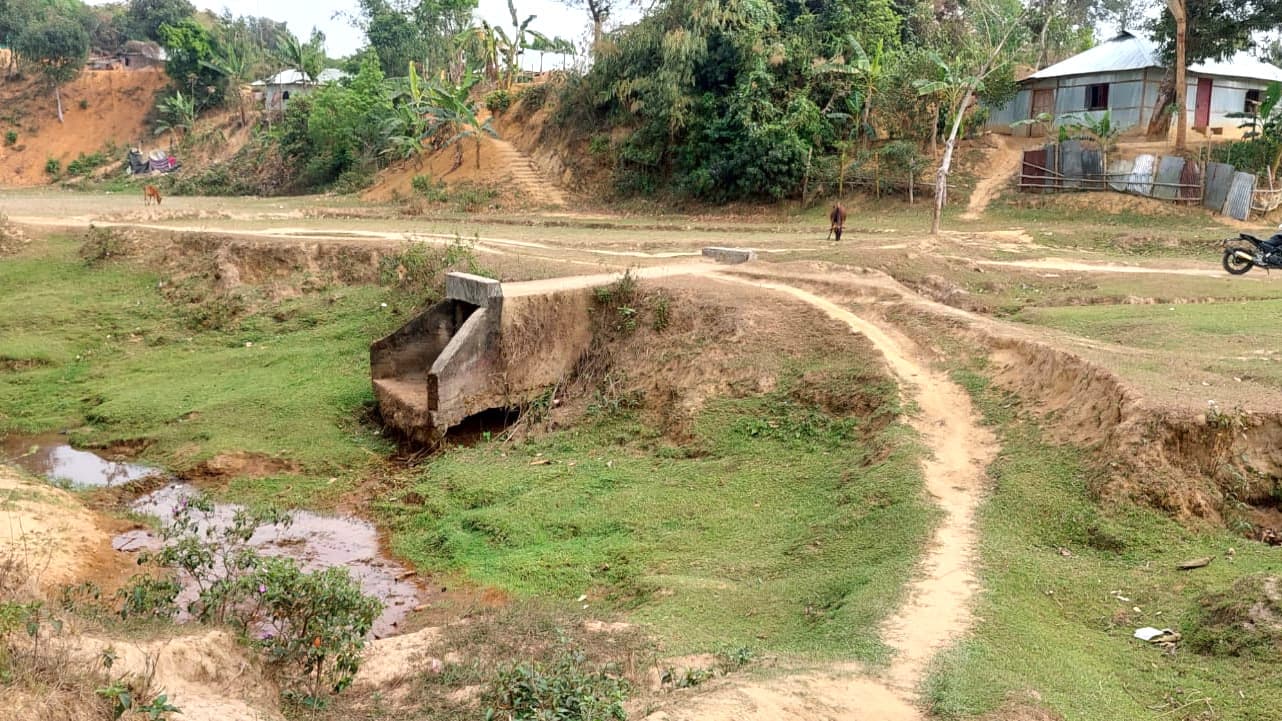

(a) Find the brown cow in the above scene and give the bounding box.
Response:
[828,203,847,241]
[143,185,162,206]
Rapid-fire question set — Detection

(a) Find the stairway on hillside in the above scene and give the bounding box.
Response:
[488,138,568,207]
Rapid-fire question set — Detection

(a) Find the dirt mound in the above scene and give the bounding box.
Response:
[0,214,29,254]
[0,68,168,186]
[363,130,567,207]
[0,465,121,592]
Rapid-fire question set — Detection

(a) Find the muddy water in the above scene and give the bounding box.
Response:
[2,433,159,487]
[115,483,422,638]
[2,435,422,637]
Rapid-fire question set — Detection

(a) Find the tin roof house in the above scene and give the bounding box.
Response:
[987,31,1282,138]
[250,68,350,111]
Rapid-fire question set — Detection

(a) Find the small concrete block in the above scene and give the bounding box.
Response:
[445,272,503,307]
[702,247,756,264]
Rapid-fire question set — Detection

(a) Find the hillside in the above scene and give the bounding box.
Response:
[0,64,167,186]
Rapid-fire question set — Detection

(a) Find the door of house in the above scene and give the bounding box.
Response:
[1030,89,1054,136]
[1194,77,1212,129]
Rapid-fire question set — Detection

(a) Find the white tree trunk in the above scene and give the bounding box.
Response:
[55,84,64,124]
[932,88,975,235]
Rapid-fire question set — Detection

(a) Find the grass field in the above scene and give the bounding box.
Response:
[0,234,411,489]
[1014,300,1282,390]
[924,367,1282,721]
[377,368,934,660]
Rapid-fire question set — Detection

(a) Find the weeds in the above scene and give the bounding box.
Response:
[66,151,107,177]
[3,131,15,146]
[411,173,448,201]
[483,647,629,721]
[44,157,60,177]
[80,225,128,266]
[378,238,483,295]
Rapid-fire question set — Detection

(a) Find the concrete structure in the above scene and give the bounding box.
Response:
[118,41,167,70]
[371,259,741,444]
[702,247,756,264]
[987,32,1282,139]
[251,68,349,111]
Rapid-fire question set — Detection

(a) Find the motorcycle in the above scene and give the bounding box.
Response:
[1222,228,1282,275]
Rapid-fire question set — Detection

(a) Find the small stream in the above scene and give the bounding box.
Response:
[4,435,422,637]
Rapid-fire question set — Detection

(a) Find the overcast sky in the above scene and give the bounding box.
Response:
[150,0,644,67]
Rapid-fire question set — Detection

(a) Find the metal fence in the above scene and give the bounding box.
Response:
[1019,143,1258,220]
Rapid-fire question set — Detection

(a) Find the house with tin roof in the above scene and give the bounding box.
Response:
[987,31,1282,138]
[250,68,350,111]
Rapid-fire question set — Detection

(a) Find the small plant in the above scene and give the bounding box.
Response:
[3,131,15,146]
[115,576,181,620]
[483,648,628,721]
[80,226,127,266]
[67,151,107,177]
[485,89,512,114]
[44,157,60,177]
[651,293,671,332]
[588,134,611,156]
[411,173,448,201]
[78,99,89,110]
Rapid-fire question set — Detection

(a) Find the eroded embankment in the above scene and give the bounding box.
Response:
[984,334,1282,524]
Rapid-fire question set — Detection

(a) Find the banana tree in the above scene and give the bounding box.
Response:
[498,0,548,89]
[454,22,501,83]
[425,70,499,170]
[815,36,883,150]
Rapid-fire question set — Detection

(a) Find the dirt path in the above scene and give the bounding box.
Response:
[970,257,1233,278]
[961,137,1024,220]
[487,137,568,207]
[650,273,997,720]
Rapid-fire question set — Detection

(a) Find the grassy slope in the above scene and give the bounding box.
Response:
[925,367,1282,721]
[0,234,403,497]
[378,374,934,660]
[1014,300,1282,390]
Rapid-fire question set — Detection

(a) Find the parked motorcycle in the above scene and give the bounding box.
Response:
[1222,229,1282,275]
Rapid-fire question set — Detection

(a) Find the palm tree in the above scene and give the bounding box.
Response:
[275,29,324,84]
[200,42,254,125]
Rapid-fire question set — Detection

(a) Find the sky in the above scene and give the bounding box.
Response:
[156,0,643,68]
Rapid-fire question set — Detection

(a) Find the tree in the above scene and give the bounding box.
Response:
[126,0,194,42]
[201,41,254,125]
[15,17,89,123]
[1147,0,1282,142]
[159,18,226,108]
[561,0,612,50]
[913,1,1025,235]
[276,28,326,83]
[354,0,429,77]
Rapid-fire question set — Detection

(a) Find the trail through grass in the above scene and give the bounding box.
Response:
[379,373,933,660]
[924,367,1282,721]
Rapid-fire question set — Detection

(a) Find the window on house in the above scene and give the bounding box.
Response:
[1246,89,1262,114]
[1086,83,1109,110]
[282,91,291,101]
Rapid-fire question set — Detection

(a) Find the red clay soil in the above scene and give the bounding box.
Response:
[0,67,168,186]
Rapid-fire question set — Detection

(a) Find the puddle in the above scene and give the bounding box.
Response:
[114,483,422,637]
[2,433,159,487]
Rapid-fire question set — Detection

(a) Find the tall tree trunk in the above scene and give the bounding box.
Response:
[933,88,975,235]
[1145,73,1175,138]
[930,103,939,159]
[54,84,64,124]
[1169,0,1188,150]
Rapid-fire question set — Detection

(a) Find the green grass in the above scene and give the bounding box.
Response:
[924,368,1282,721]
[378,373,933,660]
[0,234,408,480]
[1013,300,1282,389]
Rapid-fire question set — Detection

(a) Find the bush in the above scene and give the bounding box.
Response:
[516,83,552,116]
[44,157,60,177]
[66,151,107,177]
[3,131,15,146]
[485,89,513,115]
[116,491,382,709]
[411,174,448,201]
[483,648,629,721]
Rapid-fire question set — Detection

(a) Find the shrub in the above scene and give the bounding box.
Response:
[483,648,629,721]
[245,558,381,708]
[411,174,448,201]
[3,131,15,146]
[485,89,513,115]
[67,151,107,177]
[44,157,60,177]
[516,83,552,116]
[78,99,89,110]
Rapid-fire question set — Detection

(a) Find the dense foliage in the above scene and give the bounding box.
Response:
[553,0,1020,202]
